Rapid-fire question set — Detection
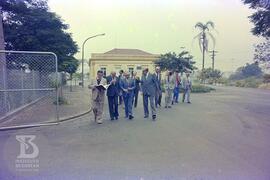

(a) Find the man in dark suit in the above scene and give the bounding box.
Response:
[132,71,140,108]
[106,71,119,121]
[141,68,158,120]
[118,70,124,105]
[154,66,162,108]
[120,72,136,120]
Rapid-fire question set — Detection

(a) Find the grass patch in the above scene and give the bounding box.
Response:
[234,77,263,88]
[161,84,215,93]
[191,84,215,93]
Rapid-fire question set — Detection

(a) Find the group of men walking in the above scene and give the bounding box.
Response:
[88,67,192,124]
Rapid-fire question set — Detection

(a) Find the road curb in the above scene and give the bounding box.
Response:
[0,109,92,131]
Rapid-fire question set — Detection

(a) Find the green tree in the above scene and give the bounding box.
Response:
[194,21,216,70]
[209,69,223,84]
[61,58,79,91]
[0,0,79,72]
[254,38,270,69]
[229,63,263,80]
[242,0,270,38]
[155,51,196,72]
[197,68,223,84]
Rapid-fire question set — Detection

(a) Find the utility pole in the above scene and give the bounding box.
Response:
[209,50,218,70]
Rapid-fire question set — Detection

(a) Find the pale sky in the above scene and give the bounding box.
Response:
[48,0,262,72]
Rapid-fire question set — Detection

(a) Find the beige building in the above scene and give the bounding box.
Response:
[89,48,160,77]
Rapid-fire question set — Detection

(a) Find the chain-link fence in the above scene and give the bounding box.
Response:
[0,51,59,126]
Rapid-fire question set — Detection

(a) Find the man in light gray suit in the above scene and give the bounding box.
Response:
[141,68,158,120]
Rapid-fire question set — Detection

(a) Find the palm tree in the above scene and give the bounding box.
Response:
[194,21,216,70]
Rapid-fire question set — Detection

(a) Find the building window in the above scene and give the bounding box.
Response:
[100,67,106,77]
[136,65,142,70]
[128,67,134,73]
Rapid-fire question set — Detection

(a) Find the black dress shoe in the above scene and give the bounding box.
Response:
[129,115,134,120]
[115,117,118,120]
[168,106,172,108]
[111,117,114,121]
[152,115,156,120]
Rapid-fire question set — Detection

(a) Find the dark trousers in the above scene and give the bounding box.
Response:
[108,96,119,119]
[173,87,180,103]
[155,91,162,107]
[119,95,123,105]
[133,89,139,108]
[143,94,156,117]
[123,93,134,117]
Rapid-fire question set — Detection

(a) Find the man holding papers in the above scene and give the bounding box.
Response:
[88,70,107,124]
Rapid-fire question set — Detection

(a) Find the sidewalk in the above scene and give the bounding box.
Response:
[0,86,91,127]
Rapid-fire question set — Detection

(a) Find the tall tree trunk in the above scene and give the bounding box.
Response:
[202,46,205,70]
[212,57,214,70]
[202,32,206,70]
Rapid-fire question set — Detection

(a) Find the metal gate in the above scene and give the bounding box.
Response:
[0,50,59,127]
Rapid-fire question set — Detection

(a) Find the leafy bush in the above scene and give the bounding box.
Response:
[235,77,263,88]
[191,84,215,93]
[229,63,263,80]
[161,84,215,93]
[263,74,270,83]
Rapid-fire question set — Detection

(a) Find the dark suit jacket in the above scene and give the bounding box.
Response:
[154,73,162,91]
[120,78,135,97]
[141,73,158,96]
[106,75,119,97]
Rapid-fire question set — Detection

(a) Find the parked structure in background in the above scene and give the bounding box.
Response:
[89,48,160,77]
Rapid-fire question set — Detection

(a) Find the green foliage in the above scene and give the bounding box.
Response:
[61,57,79,75]
[217,77,230,85]
[155,51,196,72]
[1,0,79,72]
[229,63,263,80]
[254,38,270,66]
[235,77,263,88]
[191,84,215,93]
[242,0,270,38]
[197,68,223,84]
[263,74,270,83]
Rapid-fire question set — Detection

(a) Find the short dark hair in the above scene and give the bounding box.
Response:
[119,70,124,73]
[97,70,103,74]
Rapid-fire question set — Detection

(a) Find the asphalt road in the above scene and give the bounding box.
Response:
[0,86,270,180]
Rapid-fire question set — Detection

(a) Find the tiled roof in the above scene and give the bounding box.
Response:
[104,48,153,55]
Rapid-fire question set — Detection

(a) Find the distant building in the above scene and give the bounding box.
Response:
[89,48,160,77]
